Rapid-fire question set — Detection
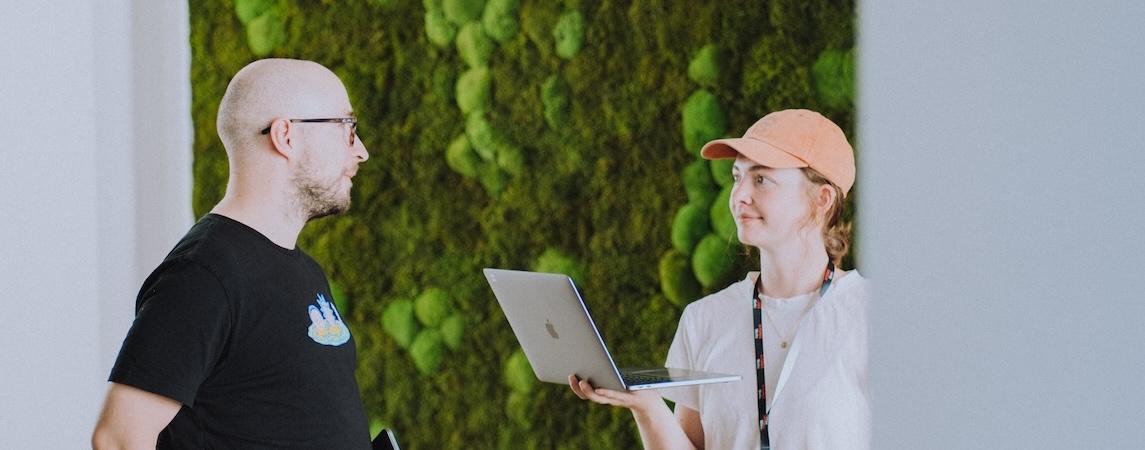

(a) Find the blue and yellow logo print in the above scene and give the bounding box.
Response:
[307,293,350,346]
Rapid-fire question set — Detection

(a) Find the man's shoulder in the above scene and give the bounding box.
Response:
[141,216,266,297]
[166,214,301,266]
[169,214,244,256]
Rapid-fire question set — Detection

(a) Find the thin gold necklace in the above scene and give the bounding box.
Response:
[760,296,810,349]
[755,270,831,349]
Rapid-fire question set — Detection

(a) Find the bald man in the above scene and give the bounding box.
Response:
[93,59,372,449]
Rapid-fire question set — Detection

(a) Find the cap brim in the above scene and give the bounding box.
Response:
[700,138,808,168]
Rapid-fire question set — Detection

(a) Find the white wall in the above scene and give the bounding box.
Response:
[0,1,190,447]
[860,0,1145,447]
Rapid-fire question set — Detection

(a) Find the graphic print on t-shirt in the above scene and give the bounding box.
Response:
[306,293,350,346]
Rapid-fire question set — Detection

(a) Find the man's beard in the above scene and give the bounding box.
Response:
[291,166,350,221]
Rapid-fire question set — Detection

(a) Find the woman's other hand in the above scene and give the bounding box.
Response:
[568,374,663,411]
[567,374,702,449]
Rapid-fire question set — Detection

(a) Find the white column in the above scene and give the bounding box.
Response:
[860,0,1145,447]
[0,0,190,447]
[0,2,106,445]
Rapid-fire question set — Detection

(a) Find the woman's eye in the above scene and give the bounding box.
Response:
[755,175,767,184]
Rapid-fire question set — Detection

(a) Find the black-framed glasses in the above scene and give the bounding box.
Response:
[260,117,358,146]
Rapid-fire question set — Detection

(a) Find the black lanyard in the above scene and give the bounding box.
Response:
[752,262,834,449]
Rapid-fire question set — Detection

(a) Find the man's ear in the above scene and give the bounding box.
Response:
[264,118,298,161]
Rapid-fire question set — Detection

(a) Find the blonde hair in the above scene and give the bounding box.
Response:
[801,167,851,267]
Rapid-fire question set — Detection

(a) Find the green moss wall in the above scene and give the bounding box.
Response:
[190,0,854,447]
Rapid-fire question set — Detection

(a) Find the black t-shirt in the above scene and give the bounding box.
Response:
[110,214,370,449]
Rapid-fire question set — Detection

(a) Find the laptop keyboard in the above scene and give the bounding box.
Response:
[622,372,672,385]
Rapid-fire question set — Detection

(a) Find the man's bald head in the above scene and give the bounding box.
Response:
[216,59,351,156]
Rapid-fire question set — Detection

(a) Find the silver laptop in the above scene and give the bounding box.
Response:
[483,268,740,391]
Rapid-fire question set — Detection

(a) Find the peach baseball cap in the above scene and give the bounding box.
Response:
[700,109,856,196]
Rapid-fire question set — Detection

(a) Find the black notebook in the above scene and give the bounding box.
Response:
[371,428,401,450]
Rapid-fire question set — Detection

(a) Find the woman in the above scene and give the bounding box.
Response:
[570,109,871,449]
